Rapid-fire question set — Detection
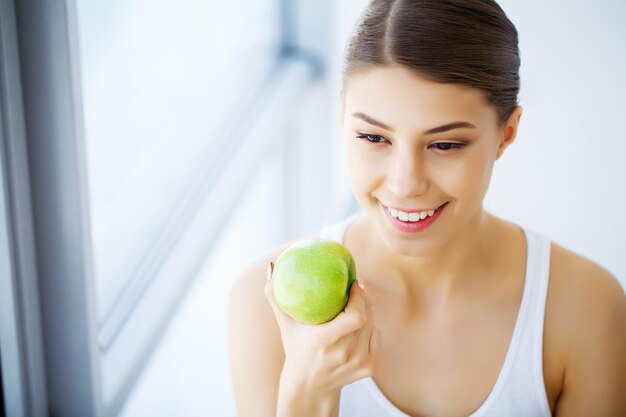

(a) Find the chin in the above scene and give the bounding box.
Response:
[368,209,444,257]
[380,232,441,258]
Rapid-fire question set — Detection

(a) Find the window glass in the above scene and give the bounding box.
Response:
[75,0,280,324]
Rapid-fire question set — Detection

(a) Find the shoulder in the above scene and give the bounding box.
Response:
[227,233,317,416]
[548,241,625,331]
[547,241,625,347]
[228,236,310,359]
[229,243,288,314]
[229,231,322,316]
[546,241,626,415]
[229,227,331,327]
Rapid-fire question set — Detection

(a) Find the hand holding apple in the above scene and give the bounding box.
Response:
[263,240,381,400]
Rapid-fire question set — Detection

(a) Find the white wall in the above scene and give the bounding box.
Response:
[329,0,626,289]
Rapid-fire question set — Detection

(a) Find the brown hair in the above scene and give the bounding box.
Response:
[343,0,520,126]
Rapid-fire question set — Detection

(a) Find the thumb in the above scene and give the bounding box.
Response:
[264,261,293,330]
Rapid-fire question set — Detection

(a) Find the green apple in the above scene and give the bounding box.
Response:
[272,238,357,325]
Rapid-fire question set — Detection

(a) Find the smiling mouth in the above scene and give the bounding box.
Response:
[382,201,449,219]
[381,201,449,232]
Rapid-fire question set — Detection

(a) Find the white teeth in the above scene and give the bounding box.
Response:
[388,206,438,222]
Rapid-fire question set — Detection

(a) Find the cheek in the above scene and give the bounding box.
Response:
[345,139,384,187]
[440,151,494,202]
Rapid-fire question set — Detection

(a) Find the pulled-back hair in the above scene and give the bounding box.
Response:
[343,0,520,126]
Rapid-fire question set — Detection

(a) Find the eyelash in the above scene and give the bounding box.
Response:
[355,133,466,151]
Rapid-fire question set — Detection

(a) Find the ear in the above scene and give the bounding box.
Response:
[496,105,523,160]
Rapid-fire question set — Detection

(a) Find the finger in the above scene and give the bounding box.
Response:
[369,325,381,359]
[342,288,375,365]
[344,325,381,384]
[348,281,374,344]
[351,306,375,357]
[343,280,369,323]
[330,323,379,386]
[357,278,372,312]
[318,281,368,343]
[340,322,378,381]
[364,325,382,376]
[264,261,293,329]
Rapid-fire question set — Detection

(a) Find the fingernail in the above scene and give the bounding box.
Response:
[357,278,365,289]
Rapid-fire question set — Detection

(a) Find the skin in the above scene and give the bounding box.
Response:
[341,64,519,298]
[228,64,626,417]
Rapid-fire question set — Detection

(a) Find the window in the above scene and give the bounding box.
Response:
[8,0,324,415]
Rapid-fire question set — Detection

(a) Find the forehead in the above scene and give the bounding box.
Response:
[344,66,496,130]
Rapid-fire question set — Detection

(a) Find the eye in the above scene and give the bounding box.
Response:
[356,133,389,144]
[430,142,465,152]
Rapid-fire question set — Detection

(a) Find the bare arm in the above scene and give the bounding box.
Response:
[554,265,626,416]
[228,254,286,417]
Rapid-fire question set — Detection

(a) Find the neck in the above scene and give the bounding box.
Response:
[365,208,500,301]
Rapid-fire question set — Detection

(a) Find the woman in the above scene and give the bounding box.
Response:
[229,1,626,416]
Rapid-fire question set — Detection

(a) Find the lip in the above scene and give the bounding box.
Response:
[380,201,449,233]
[383,202,445,213]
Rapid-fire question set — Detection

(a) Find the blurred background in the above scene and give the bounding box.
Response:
[1,0,624,416]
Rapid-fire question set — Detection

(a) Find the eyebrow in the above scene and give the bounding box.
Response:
[351,112,477,135]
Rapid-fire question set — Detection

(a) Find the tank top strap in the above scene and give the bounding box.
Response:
[521,227,553,416]
[471,226,552,416]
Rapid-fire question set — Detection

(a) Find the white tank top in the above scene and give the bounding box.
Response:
[317,212,553,417]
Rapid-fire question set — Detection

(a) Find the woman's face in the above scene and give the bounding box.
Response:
[341,65,520,257]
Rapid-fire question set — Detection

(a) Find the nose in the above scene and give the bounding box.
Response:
[386,148,429,199]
